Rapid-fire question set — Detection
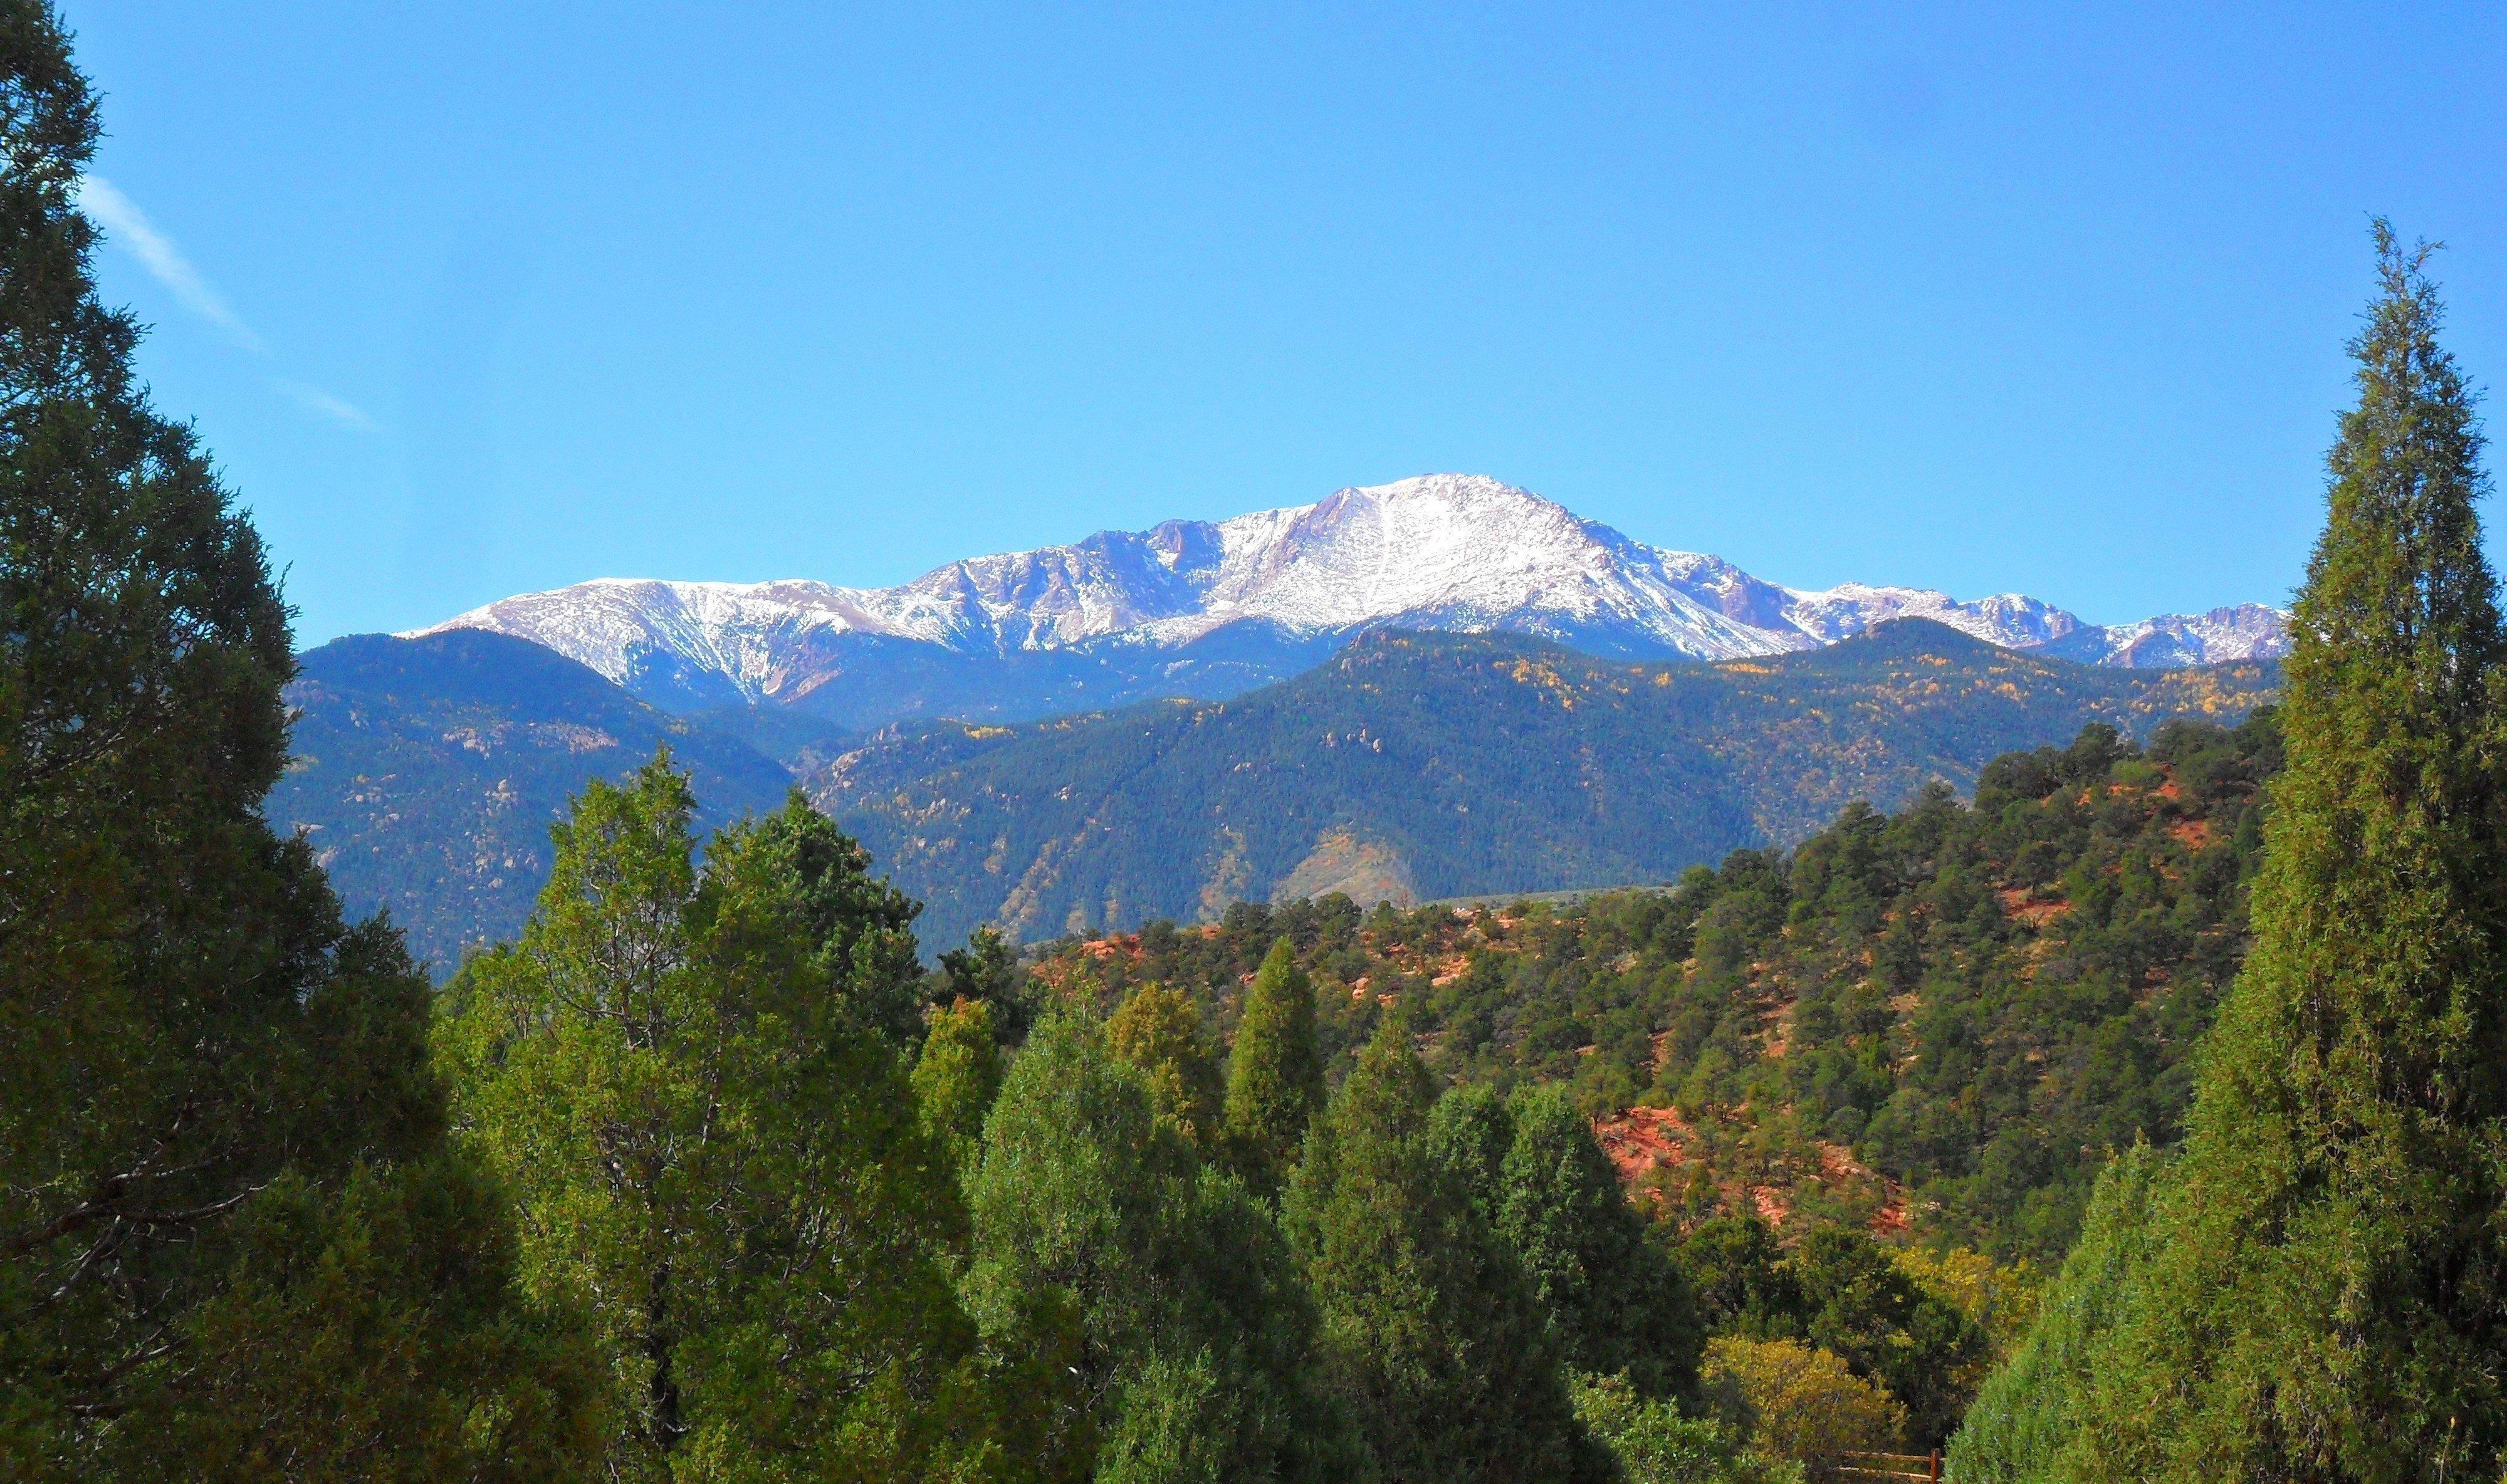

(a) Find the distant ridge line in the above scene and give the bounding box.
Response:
[407,474,2289,729]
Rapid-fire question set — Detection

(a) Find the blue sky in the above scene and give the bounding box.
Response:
[63,2,2507,645]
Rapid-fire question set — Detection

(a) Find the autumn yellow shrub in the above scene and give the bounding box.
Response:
[1895,1245,2040,1359]
[1702,1335,1905,1478]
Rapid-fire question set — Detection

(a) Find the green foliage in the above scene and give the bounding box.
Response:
[1967,227,2507,1483]
[270,631,798,973]
[1786,1228,1984,1450]
[1225,939,1327,1194]
[1421,1084,1519,1220]
[0,6,599,1475]
[1893,1246,2040,1363]
[827,620,2277,951]
[435,760,1007,1480]
[1494,1086,1706,1403]
[1680,1216,1808,1340]
[1285,1020,1615,1483]
[99,1156,610,1483]
[939,925,1037,1042]
[1700,1336,1906,1476]
[745,789,926,1042]
[961,1011,1351,1483]
[1948,1144,2164,1484]
[916,998,1006,1171]
[1677,1216,1982,1450]
[1571,1371,1803,1484]
[1109,981,1227,1154]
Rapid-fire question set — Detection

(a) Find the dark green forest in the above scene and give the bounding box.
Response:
[820,620,2274,951]
[13,3,2507,1480]
[1035,706,2280,1266]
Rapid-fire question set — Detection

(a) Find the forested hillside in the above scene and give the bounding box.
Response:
[270,616,2275,973]
[272,629,798,966]
[1950,226,2507,1483]
[19,0,2499,1473]
[1030,710,2279,1265]
[824,620,2276,951]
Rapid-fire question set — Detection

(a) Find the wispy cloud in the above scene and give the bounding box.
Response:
[275,379,380,433]
[75,174,263,352]
[77,175,382,434]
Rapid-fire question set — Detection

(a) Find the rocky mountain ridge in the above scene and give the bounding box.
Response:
[414,475,2288,725]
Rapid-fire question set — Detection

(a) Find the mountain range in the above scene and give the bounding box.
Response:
[812,623,2278,953]
[276,630,800,968]
[414,474,2288,729]
[275,616,2278,969]
[268,474,2291,968]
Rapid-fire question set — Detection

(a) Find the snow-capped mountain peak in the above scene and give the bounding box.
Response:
[410,474,2288,719]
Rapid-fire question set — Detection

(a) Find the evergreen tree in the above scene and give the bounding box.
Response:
[1789,1227,1982,1450]
[917,996,1007,1171]
[1678,1215,1808,1340]
[1421,1084,1517,1224]
[436,768,1015,1480]
[748,791,926,1043]
[1495,1086,1706,1405]
[1284,1020,1616,1483]
[941,925,1035,1044]
[961,1010,1351,1483]
[100,1158,610,1483]
[1972,225,2507,1481]
[1109,981,1227,1156]
[1948,1144,2165,1484]
[1569,1372,1794,1484]
[1225,939,1326,1194]
[0,4,599,1475]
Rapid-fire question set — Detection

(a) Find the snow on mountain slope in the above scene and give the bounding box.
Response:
[1780,584,2089,651]
[413,474,2288,712]
[2080,604,2291,667]
[1170,474,1798,658]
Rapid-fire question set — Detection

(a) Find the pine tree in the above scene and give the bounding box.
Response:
[0,4,599,1475]
[746,790,926,1043]
[1494,1086,1705,1405]
[1284,1020,1616,1483]
[436,768,1012,1480]
[1967,224,2507,1481]
[917,996,1007,1171]
[961,1010,1351,1483]
[941,925,1036,1043]
[1790,1226,1983,1450]
[1421,1083,1517,1225]
[1109,981,1227,1156]
[1225,939,1326,1194]
[1948,1144,2165,1484]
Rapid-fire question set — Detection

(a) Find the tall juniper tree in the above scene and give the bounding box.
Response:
[1285,1020,1616,1484]
[961,1009,1351,1483]
[1109,981,1228,1157]
[1494,1087,1706,1407]
[435,768,1020,1481]
[0,3,602,1476]
[1956,222,2507,1483]
[1225,939,1326,1196]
